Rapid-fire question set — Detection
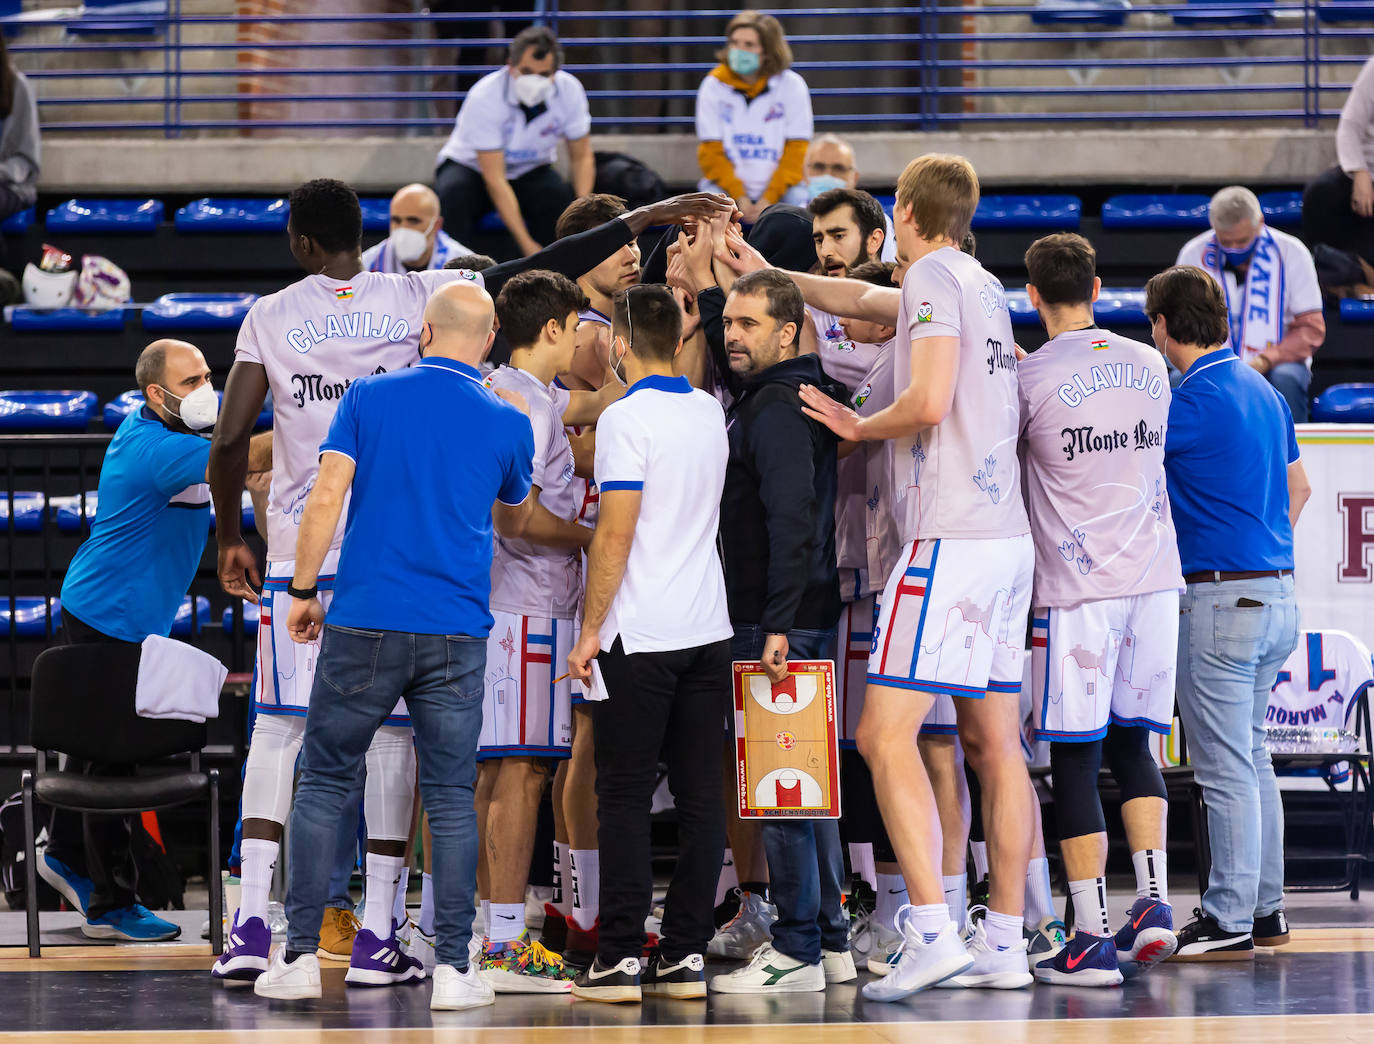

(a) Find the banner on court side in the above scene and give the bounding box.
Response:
[733,659,840,820]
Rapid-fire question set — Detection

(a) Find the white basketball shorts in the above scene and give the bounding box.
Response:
[478,610,574,760]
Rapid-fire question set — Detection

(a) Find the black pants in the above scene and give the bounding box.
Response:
[1303,165,1374,262]
[434,159,575,252]
[592,637,731,963]
[50,612,139,918]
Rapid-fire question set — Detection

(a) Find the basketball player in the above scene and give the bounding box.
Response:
[1017,234,1183,986]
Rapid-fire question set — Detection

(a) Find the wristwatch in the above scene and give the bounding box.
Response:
[287,583,318,600]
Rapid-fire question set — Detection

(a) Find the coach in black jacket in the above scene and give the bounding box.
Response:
[707,268,854,994]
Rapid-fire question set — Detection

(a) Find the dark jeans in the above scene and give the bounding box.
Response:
[285,625,485,969]
[434,159,575,251]
[1303,165,1374,263]
[51,612,138,919]
[731,623,849,966]
[592,636,732,963]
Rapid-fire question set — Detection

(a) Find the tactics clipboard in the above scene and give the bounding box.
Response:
[733,659,841,820]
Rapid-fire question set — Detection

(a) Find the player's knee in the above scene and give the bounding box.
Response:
[1050,739,1107,840]
[1104,724,1167,802]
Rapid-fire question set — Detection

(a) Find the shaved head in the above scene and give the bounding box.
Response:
[391,183,441,222]
[422,279,496,365]
[136,338,201,394]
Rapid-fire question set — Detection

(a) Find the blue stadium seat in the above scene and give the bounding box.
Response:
[478,211,507,233]
[0,390,99,432]
[1006,290,1039,327]
[241,491,256,533]
[1259,191,1303,225]
[1094,288,1148,324]
[872,193,897,213]
[53,492,99,533]
[973,195,1082,231]
[1338,298,1374,323]
[176,198,288,233]
[66,0,167,36]
[1031,0,1132,27]
[1171,0,1275,25]
[1316,1,1374,21]
[46,198,164,233]
[142,292,258,331]
[1311,383,1374,423]
[1101,194,1211,230]
[359,197,391,233]
[170,595,212,638]
[0,492,45,533]
[105,389,271,431]
[11,307,127,332]
[223,601,260,636]
[1,597,61,638]
[2,206,34,234]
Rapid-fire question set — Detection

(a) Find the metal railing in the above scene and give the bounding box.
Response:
[6,2,1374,136]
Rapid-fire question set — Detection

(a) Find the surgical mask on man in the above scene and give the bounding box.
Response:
[727,48,761,78]
[160,382,218,430]
[806,175,849,200]
[389,221,434,266]
[513,73,554,108]
[1220,239,1258,268]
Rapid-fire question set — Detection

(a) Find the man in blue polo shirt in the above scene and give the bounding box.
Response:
[1145,265,1311,963]
[252,279,534,1012]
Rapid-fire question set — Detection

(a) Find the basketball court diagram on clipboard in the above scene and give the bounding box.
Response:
[733,659,840,819]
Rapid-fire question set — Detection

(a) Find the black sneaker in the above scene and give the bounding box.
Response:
[1253,909,1290,947]
[571,956,642,1003]
[1172,908,1254,962]
[641,951,706,999]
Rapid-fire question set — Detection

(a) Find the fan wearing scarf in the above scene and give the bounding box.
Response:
[1175,186,1325,421]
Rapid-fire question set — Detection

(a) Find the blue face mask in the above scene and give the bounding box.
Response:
[807,175,850,199]
[727,47,761,78]
[1220,239,1258,267]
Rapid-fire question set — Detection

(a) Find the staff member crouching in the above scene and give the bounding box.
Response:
[567,285,734,1003]
[1146,265,1311,962]
[251,280,536,1011]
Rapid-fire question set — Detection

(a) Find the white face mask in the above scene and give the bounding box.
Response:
[389,221,434,265]
[160,382,218,430]
[513,73,554,108]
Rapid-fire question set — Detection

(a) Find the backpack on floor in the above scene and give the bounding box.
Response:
[0,792,63,912]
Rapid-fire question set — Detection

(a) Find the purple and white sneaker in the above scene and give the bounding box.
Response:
[1114,897,1177,974]
[345,927,427,987]
[211,914,271,985]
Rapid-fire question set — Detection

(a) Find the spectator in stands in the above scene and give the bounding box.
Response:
[802,135,897,263]
[0,35,38,222]
[1176,187,1324,422]
[362,184,471,275]
[695,12,813,226]
[1147,266,1309,963]
[435,26,593,258]
[1303,55,1374,268]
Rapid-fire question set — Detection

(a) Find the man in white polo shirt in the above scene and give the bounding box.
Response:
[567,284,733,1004]
[435,26,594,256]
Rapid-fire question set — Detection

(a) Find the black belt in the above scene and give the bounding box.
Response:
[1182,569,1293,585]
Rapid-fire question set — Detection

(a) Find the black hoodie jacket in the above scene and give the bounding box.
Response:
[718,352,845,635]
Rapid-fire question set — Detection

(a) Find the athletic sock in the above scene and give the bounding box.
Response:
[553,841,571,917]
[488,902,525,945]
[391,866,409,927]
[982,909,1023,951]
[568,849,600,932]
[419,872,435,936]
[942,874,968,933]
[479,898,490,937]
[849,843,877,890]
[715,848,738,906]
[876,872,908,932]
[971,840,989,883]
[1024,856,1056,929]
[1132,849,1168,902]
[1068,877,1111,937]
[363,853,404,939]
[908,902,951,943]
[238,838,278,925]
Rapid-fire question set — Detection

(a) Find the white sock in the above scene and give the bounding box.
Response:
[569,849,599,931]
[942,874,967,933]
[1132,849,1168,902]
[1024,856,1056,928]
[849,843,877,889]
[971,840,989,882]
[363,853,405,939]
[715,848,738,906]
[419,872,435,936]
[489,902,525,945]
[875,872,907,932]
[392,866,410,927]
[908,902,951,943]
[983,909,1023,951]
[238,838,278,925]
[479,898,490,937]
[552,841,571,917]
[1068,877,1110,937]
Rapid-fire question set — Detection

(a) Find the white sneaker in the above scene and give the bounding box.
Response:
[253,948,322,1000]
[865,920,904,976]
[431,962,495,1011]
[941,920,1033,990]
[468,932,484,965]
[526,885,553,931]
[707,892,778,959]
[822,948,856,983]
[406,927,437,974]
[709,943,825,994]
[862,910,973,1002]
[395,917,413,950]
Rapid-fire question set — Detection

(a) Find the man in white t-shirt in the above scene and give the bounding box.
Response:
[567,284,733,1004]
[362,183,470,276]
[1176,186,1325,422]
[435,26,593,256]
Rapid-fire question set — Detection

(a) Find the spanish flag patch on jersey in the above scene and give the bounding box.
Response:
[335,286,353,301]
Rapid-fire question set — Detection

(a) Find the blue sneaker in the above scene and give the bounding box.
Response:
[36,848,92,916]
[82,904,182,942]
[1033,931,1123,987]
[1113,897,1177,974]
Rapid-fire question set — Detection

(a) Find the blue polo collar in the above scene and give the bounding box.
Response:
[1179,347,1236,386]
[622,374,692,399]
[419,356,483,383]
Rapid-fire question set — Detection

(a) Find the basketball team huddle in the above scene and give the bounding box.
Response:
[202,152,1306,1010]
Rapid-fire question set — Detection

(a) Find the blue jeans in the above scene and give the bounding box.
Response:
[1175,576,1299,933]
[1268,362,1311,423]
[731,624,849,965]
[286,624,485,969]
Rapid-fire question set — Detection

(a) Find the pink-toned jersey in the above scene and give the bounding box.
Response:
[892,247,1029,542]
[486,364,582,618]
[808,305,883,395]
[235,268,477,561]
[1016,327,1183,608]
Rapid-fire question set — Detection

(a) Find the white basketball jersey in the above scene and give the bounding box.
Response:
[1268,629,1374,730]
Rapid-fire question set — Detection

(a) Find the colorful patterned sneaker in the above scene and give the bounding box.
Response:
[1172,909,1254,962]
[1034,931,1124,987]
[707,891,778,959]
[317,907,361,963]
[641,952,705,999]
[1253,909,1290,947]
[345,927,426,987]
[1114,898,1177,972]
[572,955,643,1003]
[82,904,181,942]
[540,904,569,953]
[708,943,825,994]
[211,914,271,983]
[35,846,92,916]
[479,933,576,993]
[1025,917,1069,969]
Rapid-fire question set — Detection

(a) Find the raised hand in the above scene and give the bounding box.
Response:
[799,383,864,442]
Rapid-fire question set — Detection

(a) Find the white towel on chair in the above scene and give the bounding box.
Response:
[135,635,227,722]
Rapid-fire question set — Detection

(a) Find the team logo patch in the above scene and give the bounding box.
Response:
[460,269,478,281]
[834,340,856,354]
[854,382,871,408]
[334,286,353,301]
[916,301,933,323]
[1091,337,1110,350]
